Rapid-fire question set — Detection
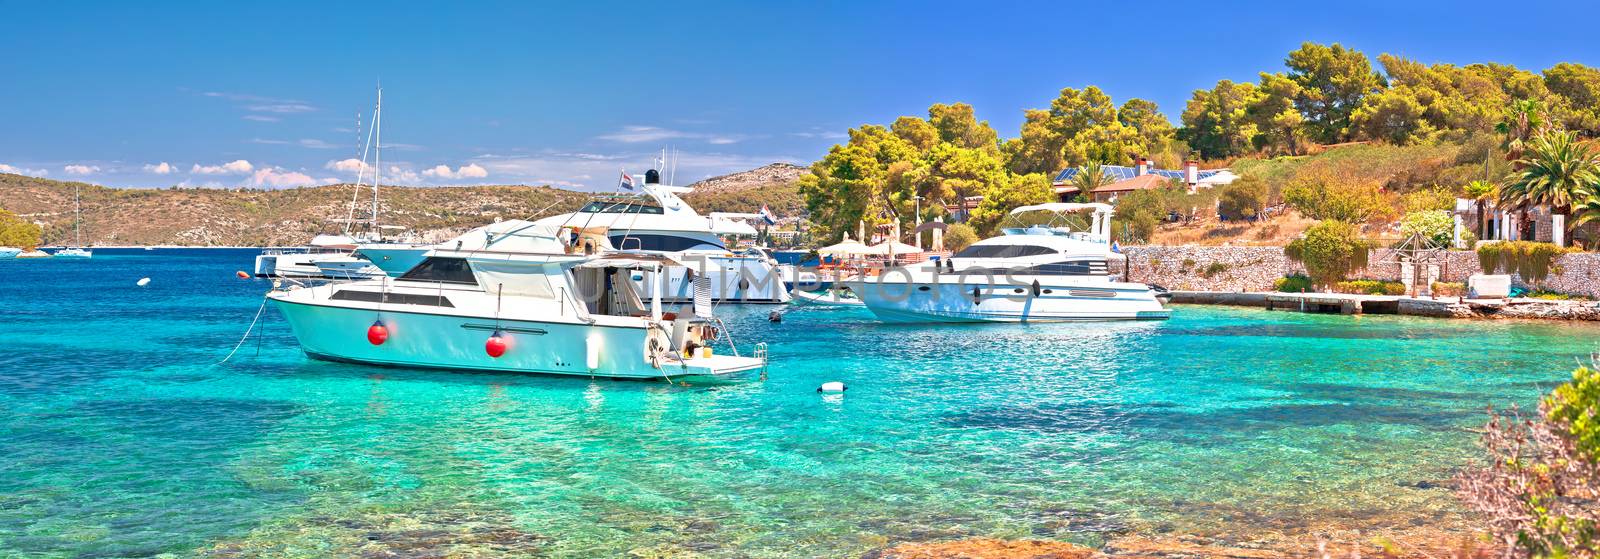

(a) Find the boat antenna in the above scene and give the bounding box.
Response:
[343,108,375,235]
[668,146,677,186]
[371,84,382,239]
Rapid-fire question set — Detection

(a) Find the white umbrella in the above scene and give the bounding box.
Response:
[817,235,872,256]
[864,241,923,256]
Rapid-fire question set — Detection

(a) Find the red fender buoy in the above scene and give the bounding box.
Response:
[367,321,389,345]
[485,331,508,358]
[235,270,250,279]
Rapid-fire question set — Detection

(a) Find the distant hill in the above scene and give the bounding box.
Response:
[0,164,809,246]
[0,173,590,246]
[681,162,807,219]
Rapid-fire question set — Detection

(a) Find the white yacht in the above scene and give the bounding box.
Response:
[53,186,92,258]
[254,234,381,279]
[528,169,791,304]
[0,247,22,258]
[253,87,393,281]
[267,221,769,379]
[845,203,1171,322]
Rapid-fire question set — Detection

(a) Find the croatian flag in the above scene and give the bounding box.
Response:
[619,171,634,190]
[758,204,777,225]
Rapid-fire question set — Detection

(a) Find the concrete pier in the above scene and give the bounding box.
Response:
[1170,291,1600,321]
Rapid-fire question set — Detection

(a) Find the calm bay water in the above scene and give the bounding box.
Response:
[2,249,1597,558]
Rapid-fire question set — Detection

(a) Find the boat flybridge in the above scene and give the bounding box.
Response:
[527,169,791,304]
[844,203,1172,322]
[267,220,770,379]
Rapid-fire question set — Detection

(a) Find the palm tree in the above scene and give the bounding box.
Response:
[1495,99,1548,162]
[1499,130,1600,241]
[1071,161,1115,202]
[1572,185,1600,226]
[1463,179,1496,240]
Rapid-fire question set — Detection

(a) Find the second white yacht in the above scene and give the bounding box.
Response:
[844,203,1171,322]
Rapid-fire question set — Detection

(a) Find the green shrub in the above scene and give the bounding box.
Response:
[1218,178,1267,220]
[1524,290,1589,301]
[1399,210,1455,246]
[1431,281,1465,297]
[1477,241,1576,284]
[1274,274,1313,292]
[944,223,978,252]
[1282,168,1392,222]
[1284,220,1373,288]
[1201,262,1229,278]
[1333,279,1407,295]
[1181,258,1196,270]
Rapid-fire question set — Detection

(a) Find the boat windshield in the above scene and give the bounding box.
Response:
[953,244,1058,258]
[579,201,664,214]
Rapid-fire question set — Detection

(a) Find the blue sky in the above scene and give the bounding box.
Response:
[4,1,1600,190]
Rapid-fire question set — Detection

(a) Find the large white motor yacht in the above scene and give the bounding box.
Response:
[844,203,1171,322]
[529,169,791,304]
[267,221,768,379]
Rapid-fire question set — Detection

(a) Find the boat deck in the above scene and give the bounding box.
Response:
[659,353,767,377]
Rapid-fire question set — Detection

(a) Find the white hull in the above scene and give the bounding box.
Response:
[846,278,1170,323]
[255,251,375,280]
[268,275,767,379]
[52,248,93,258]
[0,247,20,258]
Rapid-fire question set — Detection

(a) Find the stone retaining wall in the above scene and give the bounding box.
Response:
[1122,246,1600,298]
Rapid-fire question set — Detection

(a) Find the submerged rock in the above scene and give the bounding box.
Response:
[864,538,1095,559]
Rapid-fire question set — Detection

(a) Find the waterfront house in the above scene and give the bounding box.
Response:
[1052,158,1237,203]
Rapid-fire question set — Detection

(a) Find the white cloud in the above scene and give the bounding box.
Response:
[248,103,316,114]
[299,138,339,149]
[249,167,320,188]
[326,158,372,173]
[422,163,490,180]
[385,165,420,184]
[64,164,100,175]
[242,115,280,122]
[192,160,254,175]
[0,163,48,176]
[471,150,798,190]
[597,125,748,145]
[143,162,175,174]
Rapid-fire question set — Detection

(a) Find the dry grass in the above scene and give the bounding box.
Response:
[1148,213,1318,246]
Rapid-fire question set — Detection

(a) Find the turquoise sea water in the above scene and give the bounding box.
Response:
[2,249,1597,558]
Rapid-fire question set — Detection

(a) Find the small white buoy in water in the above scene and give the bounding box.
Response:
[136,277,151,287]
[817,381,846,393]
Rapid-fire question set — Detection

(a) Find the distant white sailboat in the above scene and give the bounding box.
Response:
[53,186,92,258]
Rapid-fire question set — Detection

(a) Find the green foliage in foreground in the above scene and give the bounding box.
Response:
[1284,220,1372,287]
[1459,366,1600,559]
[0,209,42,248]
[1476,241,1577,284]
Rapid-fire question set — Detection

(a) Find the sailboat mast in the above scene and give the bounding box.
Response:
[371,86,382,238]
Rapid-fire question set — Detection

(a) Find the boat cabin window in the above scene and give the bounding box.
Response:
[331,290,455,307]
[399,257,478,285]
[953,244,1057,258]
[1024,260,1108,276]
[608,234,724,252]
[579,201,665,214]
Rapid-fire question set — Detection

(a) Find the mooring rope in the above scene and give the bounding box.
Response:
[218,295,270,365]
